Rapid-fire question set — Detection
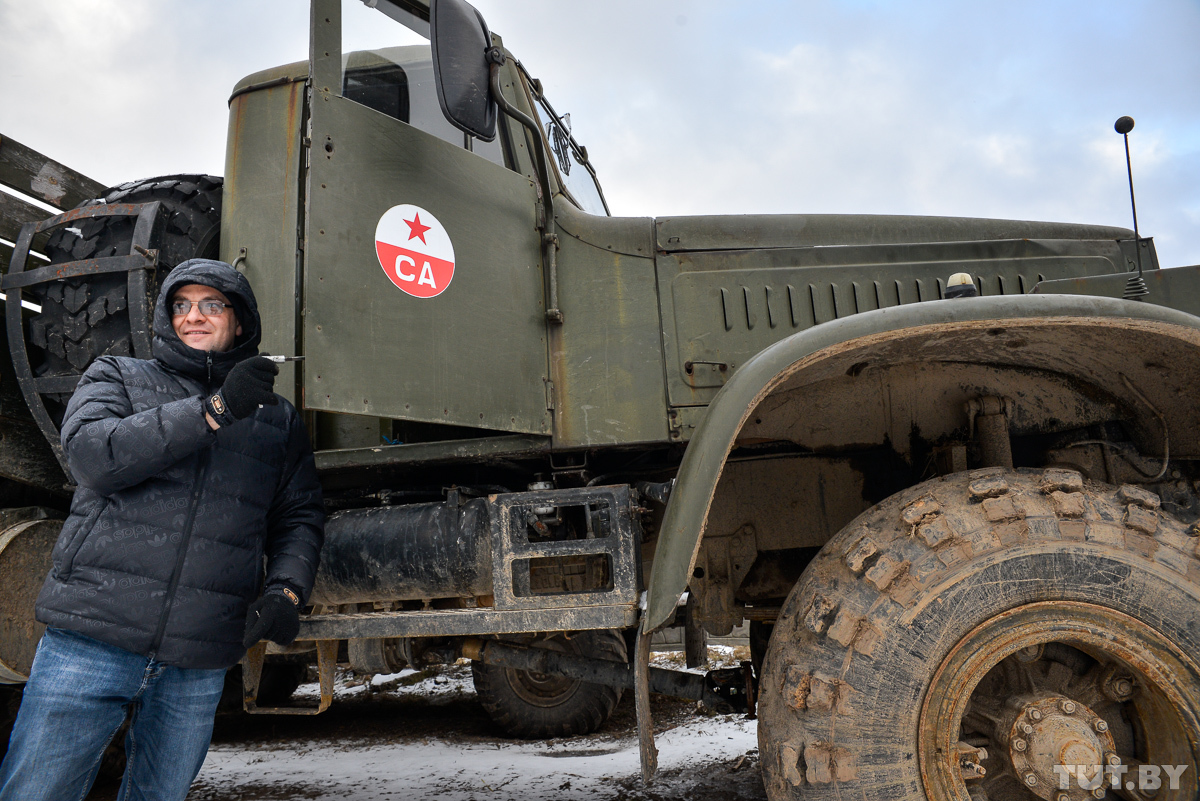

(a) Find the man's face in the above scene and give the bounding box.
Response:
[170,284,242,353]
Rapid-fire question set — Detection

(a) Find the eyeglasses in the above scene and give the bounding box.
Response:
[171,300,232,317]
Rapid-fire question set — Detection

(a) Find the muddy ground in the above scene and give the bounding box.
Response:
[87,650,766,801]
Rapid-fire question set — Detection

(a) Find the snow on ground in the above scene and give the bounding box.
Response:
[186,648,764,801]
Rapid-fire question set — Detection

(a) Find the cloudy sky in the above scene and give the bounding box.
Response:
[2,0,1197,269]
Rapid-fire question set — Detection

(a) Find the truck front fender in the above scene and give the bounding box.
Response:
[644,293,1200,632]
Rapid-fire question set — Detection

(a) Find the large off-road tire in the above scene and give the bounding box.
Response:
[758,468,1200,801]
[472,630,627,738]
[30,176,221,420]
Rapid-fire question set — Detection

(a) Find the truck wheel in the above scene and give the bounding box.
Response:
[30,176,222,418]
[758,468,1200,800]
[472,630,626,738]
[0,516,60,681]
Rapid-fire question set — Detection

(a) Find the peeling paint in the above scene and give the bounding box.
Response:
[30,163,66,204]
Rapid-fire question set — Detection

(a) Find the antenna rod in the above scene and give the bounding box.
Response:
[1114,116,1143,277]
[1108,113,1147,298]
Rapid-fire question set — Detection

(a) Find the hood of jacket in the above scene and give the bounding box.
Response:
[152,259,262,384]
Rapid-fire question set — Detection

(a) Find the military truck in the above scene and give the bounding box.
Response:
[2,0,1199,798]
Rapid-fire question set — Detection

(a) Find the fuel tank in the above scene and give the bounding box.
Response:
[309,497,491,606]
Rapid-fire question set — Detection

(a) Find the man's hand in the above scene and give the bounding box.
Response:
[242,587,301,649]
[205,355,279,428]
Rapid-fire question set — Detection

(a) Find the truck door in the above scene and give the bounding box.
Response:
[302,3,550,436]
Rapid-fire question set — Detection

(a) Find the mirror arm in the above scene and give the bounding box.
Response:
[487,55,554,228]
[487,54,562,324]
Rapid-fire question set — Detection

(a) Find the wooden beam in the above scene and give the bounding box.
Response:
[0,189,48,243]
[0,240,51,276]
[0,134,105,210]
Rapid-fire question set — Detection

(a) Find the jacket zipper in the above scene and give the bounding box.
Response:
[148,364,215,657]
[148,448,211,657]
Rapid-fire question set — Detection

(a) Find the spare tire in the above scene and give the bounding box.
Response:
[29,175,222,422]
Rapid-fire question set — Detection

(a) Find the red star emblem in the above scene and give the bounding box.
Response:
[404,213,432,244]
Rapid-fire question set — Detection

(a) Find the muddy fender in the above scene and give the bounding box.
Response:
[643,294,1200,632]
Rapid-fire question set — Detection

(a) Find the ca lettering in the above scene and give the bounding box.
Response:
[418,261,437,289]
[395,255,416,281]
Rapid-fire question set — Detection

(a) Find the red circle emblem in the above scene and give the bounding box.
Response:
[374,204,455,298]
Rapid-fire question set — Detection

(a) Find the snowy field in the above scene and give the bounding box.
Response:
[173,648,764,801]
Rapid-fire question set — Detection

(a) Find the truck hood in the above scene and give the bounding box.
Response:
[654,213,1134,253]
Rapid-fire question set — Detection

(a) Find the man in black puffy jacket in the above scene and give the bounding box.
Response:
[0,259,324,801]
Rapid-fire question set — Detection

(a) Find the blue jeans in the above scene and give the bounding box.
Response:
[0,627,226,801]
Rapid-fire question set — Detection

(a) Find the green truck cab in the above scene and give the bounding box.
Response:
[2,0,1199,797]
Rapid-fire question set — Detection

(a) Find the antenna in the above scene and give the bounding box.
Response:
[1115,115,1148,300]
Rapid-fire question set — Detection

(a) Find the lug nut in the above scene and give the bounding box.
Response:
[1059,699,1077,714]
[1114,678,1134,697]
[1107,753,1121,766]
[1091,788,1107,799]
[1094,719,1109,733]
[1020,722,1034,735]
[1029,708,1043,721]
[1025,772,1039,787]
[1057,794,1071,801]
[1013,738,1027,752]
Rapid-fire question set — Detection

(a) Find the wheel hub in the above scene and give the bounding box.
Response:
[1005,695,1115,799]
[919,601,1200,801]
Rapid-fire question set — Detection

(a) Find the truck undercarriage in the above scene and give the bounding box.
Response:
[2,0,1199,797]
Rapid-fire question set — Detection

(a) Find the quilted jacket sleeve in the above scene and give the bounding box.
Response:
[60,357,216,495]
[263,403,325,603]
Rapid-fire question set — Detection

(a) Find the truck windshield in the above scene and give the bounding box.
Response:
[528,83,610,216]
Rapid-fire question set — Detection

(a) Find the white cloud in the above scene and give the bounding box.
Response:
[1,0,1196,267]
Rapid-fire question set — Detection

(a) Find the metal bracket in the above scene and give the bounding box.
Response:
[3,201,164,474]
[689,524,757,637]
[242,638,338,715]
[490,484,640,612]
[543,232,562,324]
[965,395,1014,470]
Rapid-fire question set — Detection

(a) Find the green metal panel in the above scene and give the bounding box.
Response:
[220,80,306,406]
[548,201,668,447]
[655,213,1135,252]
[304,92,550,433]
[1034,264,1200,316]
[656,235,1129,407]
[643,294,1200,633]
[314,433,549,472]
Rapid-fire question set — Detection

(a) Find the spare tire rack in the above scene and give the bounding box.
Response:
[2,201,163,474]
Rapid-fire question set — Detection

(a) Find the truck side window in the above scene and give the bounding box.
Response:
[343,64,410,123]
[341,48,507,170]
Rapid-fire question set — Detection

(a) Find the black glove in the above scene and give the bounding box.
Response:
[206,355,278,427]
[242,587,302,649]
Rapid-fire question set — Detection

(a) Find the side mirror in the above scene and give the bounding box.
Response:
[429,0,497,142]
